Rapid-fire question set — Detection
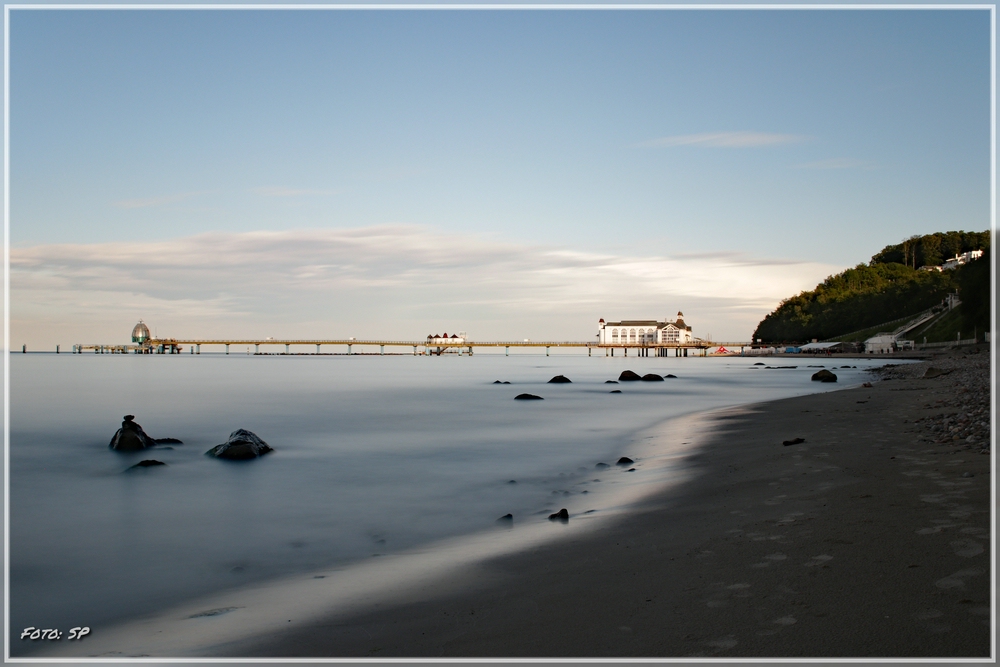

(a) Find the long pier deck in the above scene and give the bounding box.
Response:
[71,338,754,356]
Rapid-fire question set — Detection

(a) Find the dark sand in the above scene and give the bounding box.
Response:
[234,349,993,659]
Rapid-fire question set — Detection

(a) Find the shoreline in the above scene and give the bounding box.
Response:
[30,349,992,660]
[236,348,991,659]
[32,391,724,659]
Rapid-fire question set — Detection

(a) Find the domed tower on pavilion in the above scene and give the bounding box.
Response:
[131,320,151,344]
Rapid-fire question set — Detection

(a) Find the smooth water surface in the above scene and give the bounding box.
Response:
[9,352,889,644]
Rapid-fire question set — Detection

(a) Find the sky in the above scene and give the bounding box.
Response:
[6,6,993,347]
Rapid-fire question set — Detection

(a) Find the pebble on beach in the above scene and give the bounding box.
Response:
[548,508,569,522]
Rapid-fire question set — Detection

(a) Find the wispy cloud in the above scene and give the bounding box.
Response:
[11,226,842,342]
[793,158,876,170]
[640,131,807,148]
[253,187,337,197]
[112,191,203,209]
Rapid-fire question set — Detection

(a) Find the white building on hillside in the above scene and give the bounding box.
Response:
[942,249,984,270]
[598,312,694,345]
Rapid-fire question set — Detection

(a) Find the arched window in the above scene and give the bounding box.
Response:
[629,329,636,343]
[611,329,619,342]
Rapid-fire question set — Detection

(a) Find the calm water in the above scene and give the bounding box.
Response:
[9,352,888,644]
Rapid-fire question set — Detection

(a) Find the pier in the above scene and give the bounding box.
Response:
[70,338,754,356]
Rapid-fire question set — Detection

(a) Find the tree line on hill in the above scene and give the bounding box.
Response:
[753,230,990,344]
[870,230,990,269]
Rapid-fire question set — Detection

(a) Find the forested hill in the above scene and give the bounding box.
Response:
[753,230,990,343]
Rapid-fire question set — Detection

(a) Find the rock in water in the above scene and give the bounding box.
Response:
[127,459,166,470]
[548,375,572,383]
[782,437,805,446]
[664,374,677,378]
[811,370,838,383]
[610,390,622,393]
[618,370,641,381]
[616,456,634,465]
[641,373,664,382]
[515,393,544,400]
[109,415,157,451]
[604,380,619,384]
[154,437,183,444]
[206,429,273,460]
[548,508,569,522]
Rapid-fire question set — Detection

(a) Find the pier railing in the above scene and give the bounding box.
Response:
[67,338,755,356]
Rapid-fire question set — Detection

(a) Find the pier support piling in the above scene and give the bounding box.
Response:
[225,344,229,355]
[197,344,201,354]
[348,344,352,355]
[380,345,384,356]
[413,346,417,356]
[317,344,321,354]
[546,346,550,356]
[285,344,290,354]
[505,346,509,356]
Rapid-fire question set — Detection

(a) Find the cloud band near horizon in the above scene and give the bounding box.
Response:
[10,226,843,346]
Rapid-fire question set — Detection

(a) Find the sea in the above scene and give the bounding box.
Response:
[8,350,894,652]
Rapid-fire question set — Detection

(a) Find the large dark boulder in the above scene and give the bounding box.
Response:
[641,374,663,382]
[109,415,157,451]
[548,375,572,383]
[618,370,642,381]
[811,369,838,383]
[206,429,273,460]
[515,393,544,400]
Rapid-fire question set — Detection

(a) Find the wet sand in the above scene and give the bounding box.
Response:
[235,350,992,659]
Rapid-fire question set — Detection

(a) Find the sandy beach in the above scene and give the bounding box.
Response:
[229,348,993,660]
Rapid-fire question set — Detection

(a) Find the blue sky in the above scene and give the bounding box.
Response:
[7,7,993,346]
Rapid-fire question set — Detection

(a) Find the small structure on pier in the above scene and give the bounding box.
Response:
[131,320,151,344]
[597,313,693,346]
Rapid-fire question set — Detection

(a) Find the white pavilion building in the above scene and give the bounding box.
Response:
[597,312,694,346]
